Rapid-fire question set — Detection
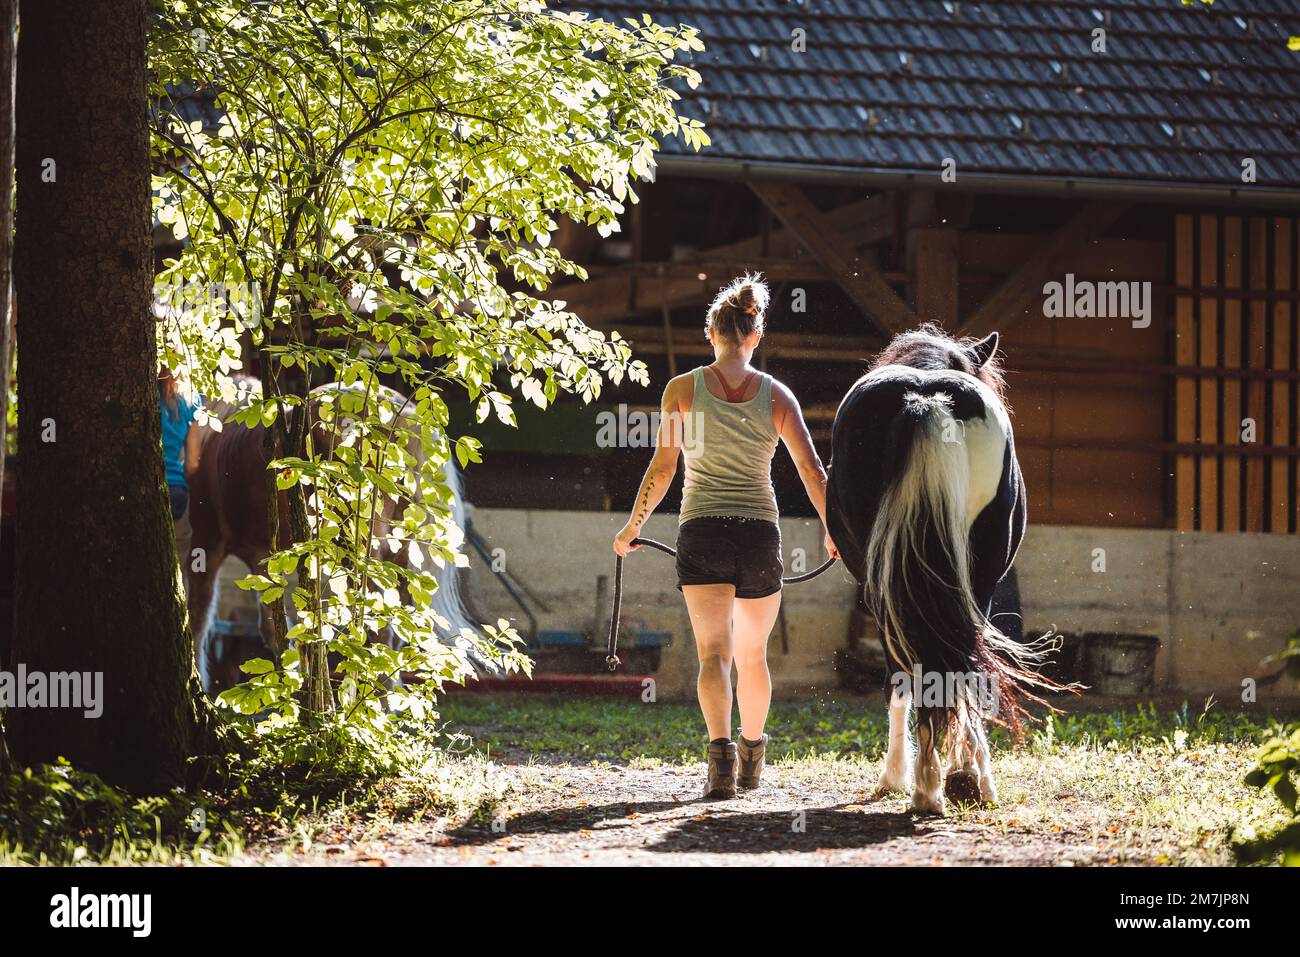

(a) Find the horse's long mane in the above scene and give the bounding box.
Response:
[870,323,1007,406]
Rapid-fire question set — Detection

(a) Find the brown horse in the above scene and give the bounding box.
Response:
[186,376,473,690]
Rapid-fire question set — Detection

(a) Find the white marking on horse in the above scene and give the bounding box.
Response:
[874,683,914,798]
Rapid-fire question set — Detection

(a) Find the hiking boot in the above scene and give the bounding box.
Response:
[704,739,738,800]
[737,733,768,790]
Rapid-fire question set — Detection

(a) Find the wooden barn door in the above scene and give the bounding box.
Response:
[1174,213,1298,533]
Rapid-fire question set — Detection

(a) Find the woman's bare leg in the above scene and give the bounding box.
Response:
[732,591,781,741]
[682,584,737,740]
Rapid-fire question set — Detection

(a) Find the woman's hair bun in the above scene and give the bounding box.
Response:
[706,273,769,344]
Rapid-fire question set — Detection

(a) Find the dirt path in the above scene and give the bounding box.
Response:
[263,758,1173,866]
[247,695,1272,866]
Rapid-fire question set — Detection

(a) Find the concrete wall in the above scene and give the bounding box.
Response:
[1016,526,1300,696]
[465,507,1300,702]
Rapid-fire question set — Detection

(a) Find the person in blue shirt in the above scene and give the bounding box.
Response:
[159,367,202,572]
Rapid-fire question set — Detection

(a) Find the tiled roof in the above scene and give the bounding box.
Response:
[569,0,1300,190]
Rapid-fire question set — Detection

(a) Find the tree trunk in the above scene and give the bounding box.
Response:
[258,327,334,719]
[285,355,332,718]
[0,0,14,774]
[8,0,211,791]
[0,0,14,532]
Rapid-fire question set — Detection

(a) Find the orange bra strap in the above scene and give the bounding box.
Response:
[708,366,757,402]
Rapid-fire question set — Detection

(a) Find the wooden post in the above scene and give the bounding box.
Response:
[910,226,959,329]
[1221,216,1242,531]
[658,269,676,378]
[1198,215,1219,531]
[630,179,674,264]
[1272,218,1294,533]
[1174,215,1196,530]
[1246,217,1269,532]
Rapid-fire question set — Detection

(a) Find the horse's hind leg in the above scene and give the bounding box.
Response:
[949,679,1000,805]
[911,711,946,816]
[233,546,290,662]
[187,542,225,693]
[973,715,998,804]
[872,682,914,799]
[943,700,983,806]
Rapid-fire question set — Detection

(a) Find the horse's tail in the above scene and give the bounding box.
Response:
[425,457,477,640]
[864,390,1052,741]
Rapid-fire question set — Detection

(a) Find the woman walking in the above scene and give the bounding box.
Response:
[613,274,837,799]
[159,366,202,577]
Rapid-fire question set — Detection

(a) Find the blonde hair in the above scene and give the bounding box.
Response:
[705,273,769,345]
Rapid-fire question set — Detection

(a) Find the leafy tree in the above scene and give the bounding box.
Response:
[1235,725,1300,866]
[149,1,705,756]
[1234,637,1300,865]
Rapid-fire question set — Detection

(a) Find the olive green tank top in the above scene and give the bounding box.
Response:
[679,366,779,525]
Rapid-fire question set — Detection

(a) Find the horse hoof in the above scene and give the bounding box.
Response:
[909,790,946,816]
[944,769,982,806]
[872,775,911,800]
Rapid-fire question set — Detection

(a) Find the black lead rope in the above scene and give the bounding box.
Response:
[605,536,838,672]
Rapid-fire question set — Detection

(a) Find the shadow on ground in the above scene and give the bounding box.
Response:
[647,805,915,854]
[446,797,915,855]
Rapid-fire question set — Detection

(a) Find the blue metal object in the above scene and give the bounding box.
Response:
[209,618,262,639]
[535,629,587,647]
[633,631,671,648]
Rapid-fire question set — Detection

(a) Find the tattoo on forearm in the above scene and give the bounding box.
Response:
[632,475,656,527]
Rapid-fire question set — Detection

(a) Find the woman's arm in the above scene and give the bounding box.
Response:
[613,376,687,556]
[773,380,839,559]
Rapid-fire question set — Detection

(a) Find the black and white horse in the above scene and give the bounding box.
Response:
[826,325,1050,815]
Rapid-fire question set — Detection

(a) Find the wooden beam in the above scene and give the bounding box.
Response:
[959,201,1131,338]
[617,323,1300,383]
[623,327,877,364]
[558,194,895,326]
[959,232,1164,281]
[749,180,915,336]
[556,261,826,329]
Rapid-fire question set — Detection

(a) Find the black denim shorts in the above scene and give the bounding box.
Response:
[675,516,783,599]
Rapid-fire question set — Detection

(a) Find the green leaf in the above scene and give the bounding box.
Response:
[239,658,275,676]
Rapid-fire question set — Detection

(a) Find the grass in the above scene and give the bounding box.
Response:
[439,693,1284,763]
[0,725,520,867]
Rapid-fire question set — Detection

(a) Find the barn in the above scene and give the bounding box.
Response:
[456,0,1300,701]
